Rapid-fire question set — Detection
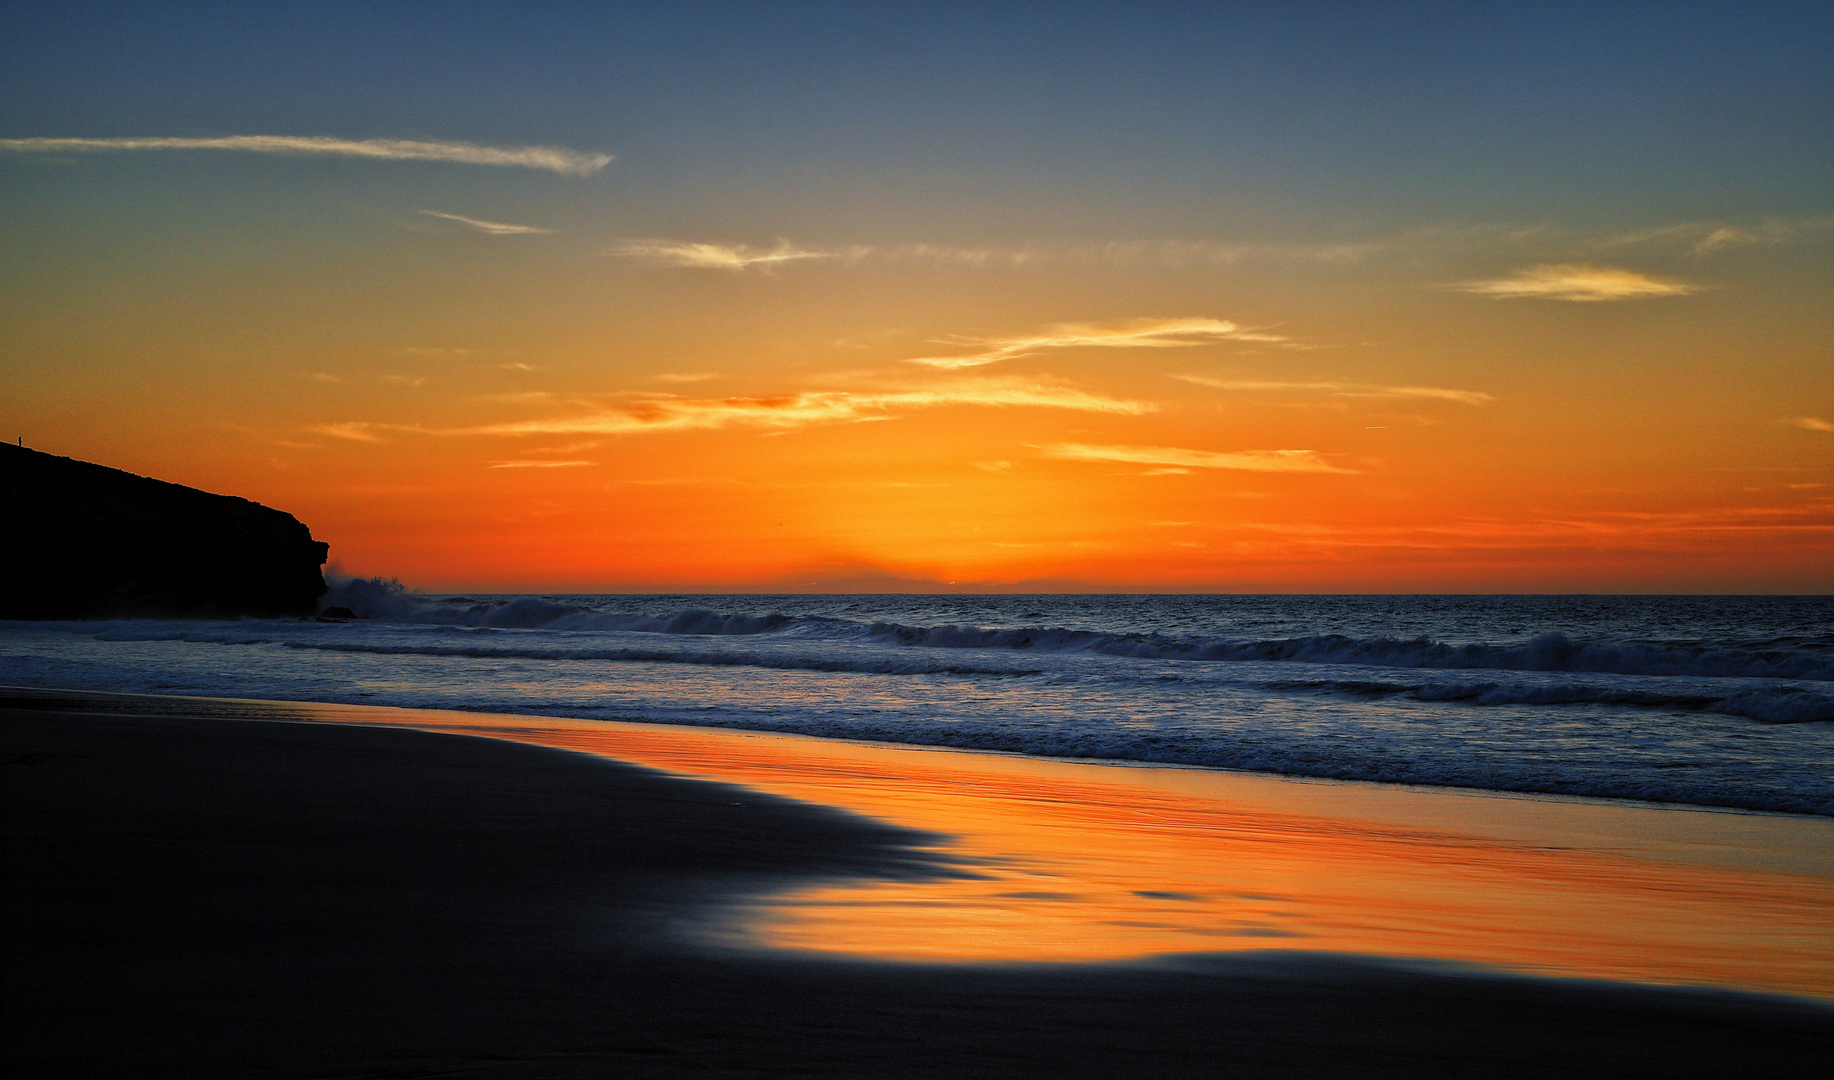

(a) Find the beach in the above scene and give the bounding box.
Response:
[5,688,1830,1078]
[8,4,1832,1074]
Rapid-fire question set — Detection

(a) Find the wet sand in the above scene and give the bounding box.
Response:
[4,689,1831,1078]
[298,699,1834,995]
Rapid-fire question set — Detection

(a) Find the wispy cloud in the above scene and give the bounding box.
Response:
[576,218,1834,277]
[880,240,1377,269]
[1369,216,1833,263]
[908,318,1286,370]
[418,210,552,235]
[888,219,1827,271]
[1454,264,1698,302]
[1037,442,1351,473]
[654,372,720,383]
[1595,216,1834,257]
[607,237,1381,275]
[462,377,1149,436]
[485,459,594,468]
[1079,240,1380,267]
[1173,376,1494,405]
[309,422,386,443]
[0,135,612,176]
[1784,416,1834,433]
[606,239,863,271]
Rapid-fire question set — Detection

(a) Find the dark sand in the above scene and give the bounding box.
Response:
[5,693,1830,1078]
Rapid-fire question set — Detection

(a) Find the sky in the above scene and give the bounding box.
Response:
[2,2,1830,592]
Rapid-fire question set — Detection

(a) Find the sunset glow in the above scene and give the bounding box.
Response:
[3,7,1829,592]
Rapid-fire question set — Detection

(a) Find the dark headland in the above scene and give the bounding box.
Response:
[0,444,327,619]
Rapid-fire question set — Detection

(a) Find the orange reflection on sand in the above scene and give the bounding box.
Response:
[294,704,1834,1000]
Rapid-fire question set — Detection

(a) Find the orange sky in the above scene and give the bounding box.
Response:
[3,8,1830,592]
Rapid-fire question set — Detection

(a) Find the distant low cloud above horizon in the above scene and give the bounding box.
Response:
[0,135,612,176]
[1455,264,1699,302]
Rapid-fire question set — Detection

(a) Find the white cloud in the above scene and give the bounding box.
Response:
[908,317,1287,370]
[0,135,611,176]
[1454,264,1698,302]
[1037,442,1351,473]
[606,239,863,270]
[1173,375,1494,405]
[1784,417,1834,433]
[461,377,1150,436]
[418,210,552,235]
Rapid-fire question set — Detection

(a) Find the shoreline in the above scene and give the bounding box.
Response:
[10,681,1830,832]
[8,595,1828,819]
[5,688,1833,1077]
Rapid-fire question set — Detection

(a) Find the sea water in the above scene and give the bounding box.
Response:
[2,590,1829,816]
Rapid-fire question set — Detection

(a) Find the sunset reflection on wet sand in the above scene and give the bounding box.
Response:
[294,702,1834,1001]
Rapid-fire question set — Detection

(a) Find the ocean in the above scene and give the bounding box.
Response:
[3,588,1830,816]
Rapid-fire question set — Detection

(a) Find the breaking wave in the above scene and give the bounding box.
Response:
[10,587,1832,817]
[856,623,1834,683]
[85,626,1834,725]
[317,581,1834,687]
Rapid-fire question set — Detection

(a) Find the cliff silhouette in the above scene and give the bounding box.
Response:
[2,444,328,619]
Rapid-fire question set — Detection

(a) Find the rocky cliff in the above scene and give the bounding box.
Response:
[2,444,329,619]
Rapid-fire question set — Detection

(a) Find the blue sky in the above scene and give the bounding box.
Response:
[6,2,1828,232]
